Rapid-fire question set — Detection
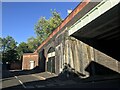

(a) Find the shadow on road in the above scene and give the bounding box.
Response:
[2,61,120,89]
[2,66,43,79]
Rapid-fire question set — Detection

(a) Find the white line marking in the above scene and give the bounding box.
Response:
[18,80,23,84]
[18,80,26,88]
[14,76,26,88]
[15,76,17,79]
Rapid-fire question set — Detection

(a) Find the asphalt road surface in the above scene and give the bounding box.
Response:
[1,70,120,89]
[2,70,78,89]
[2,70,43,89]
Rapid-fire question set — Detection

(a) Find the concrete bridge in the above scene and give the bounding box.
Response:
[22,0,120,83]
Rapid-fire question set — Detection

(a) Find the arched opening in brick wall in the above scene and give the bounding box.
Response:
[47,47,55,73]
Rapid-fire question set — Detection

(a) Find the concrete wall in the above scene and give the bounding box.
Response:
[62,37,119,77]
[94,49,120,74]
[62,37,92,77]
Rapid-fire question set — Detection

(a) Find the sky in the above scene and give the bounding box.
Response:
[2,2,80,44]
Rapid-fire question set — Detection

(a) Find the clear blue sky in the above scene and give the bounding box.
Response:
[2,2,80,44]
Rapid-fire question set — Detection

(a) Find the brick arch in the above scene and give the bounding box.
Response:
[44,41,55,57]
[48,47,55,53]
[46,46,55,73]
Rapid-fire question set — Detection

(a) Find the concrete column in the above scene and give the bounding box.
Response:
[81,41,90,76]
[69,42,74,69]
[65,40,69,64]
[75,40,81,72]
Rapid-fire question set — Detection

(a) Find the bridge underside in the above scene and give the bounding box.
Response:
[71,3,120,61]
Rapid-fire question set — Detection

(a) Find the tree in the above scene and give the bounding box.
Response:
[0,36,18,63]
[34,10,62,45]
[3,49,19,63]
[27,37,41,52]
[49,10,63,32]
[0,36,17,53]
[17,42,32,60]
[0,37,7,53]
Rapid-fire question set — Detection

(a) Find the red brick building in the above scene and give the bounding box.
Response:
[22,53,38,70]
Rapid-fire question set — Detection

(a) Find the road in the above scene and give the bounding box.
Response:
[1,70,120,89]
[2,70,77,89]
[2,70,42,89]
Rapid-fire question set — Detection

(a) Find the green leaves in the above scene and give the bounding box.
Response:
[34,10,62,45]
[0,36,18,63]
[27,37,40,52]
[49,10,62,32]
[2,49,19,63]
[0,36,17,53]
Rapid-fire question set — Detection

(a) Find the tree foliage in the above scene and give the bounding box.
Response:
[27,37,40,52]
[34,10,62,45]
[0,36,17,53]
[3,49,19,63]
[0,36,18,63]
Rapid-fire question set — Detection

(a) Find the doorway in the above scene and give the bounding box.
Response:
[47,47,55,73]
[30,60,34,69]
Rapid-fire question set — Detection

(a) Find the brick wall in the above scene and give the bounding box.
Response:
[10,62,21,70]
[22,53,38,70]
